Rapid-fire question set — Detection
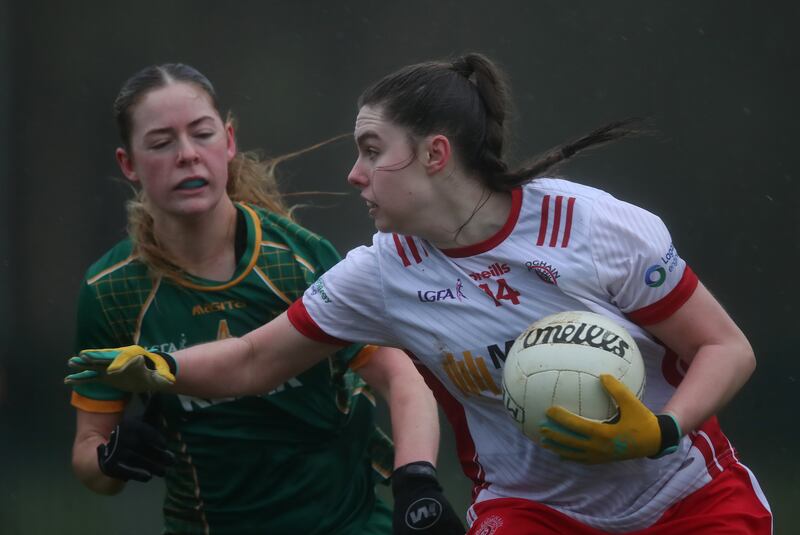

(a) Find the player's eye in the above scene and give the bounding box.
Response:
[149,139,171,150]
[194,130,215,140]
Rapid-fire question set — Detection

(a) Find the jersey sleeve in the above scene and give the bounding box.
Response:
[288,240,395,347]
[289,233,373,367]
[70,278,130,412]
[589,194,698,325]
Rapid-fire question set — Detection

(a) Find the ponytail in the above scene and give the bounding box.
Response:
[359,53,643,192]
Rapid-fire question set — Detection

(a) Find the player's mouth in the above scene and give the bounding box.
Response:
[365,199,378,215]
[175,177,209,190]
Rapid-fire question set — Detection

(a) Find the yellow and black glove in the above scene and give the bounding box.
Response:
[65,345,177,392]
[539,374,682,464]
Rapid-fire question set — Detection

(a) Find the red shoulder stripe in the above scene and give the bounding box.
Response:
[561,197,576,247]
[536,195,550,246]
[286,299,351,346]
[628,267,699,325]
[393,233,411,267]
[405,236,423,264]
[549,195,563,247]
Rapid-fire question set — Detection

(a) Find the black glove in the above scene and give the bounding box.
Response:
[391,461,465,534]
[97,417,175,482]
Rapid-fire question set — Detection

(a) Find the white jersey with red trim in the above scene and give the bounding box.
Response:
[288,178,739,532]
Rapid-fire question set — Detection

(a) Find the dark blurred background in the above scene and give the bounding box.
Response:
[1,1,797,533]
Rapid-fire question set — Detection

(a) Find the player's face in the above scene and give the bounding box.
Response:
[116,82,236,220]
[348,105,435,234]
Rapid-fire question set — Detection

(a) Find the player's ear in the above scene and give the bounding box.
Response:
[422,134,451,175]
[116,147,138,183]
[225,121,237,162]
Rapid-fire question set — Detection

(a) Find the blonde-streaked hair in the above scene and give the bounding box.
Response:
[125,147,292,279]
[125,130,346,279]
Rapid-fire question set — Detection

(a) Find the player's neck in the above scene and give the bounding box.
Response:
[153,198,239,281]
[423,182,512,250]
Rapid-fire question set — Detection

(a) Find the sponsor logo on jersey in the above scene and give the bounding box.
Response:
[486,339,515,368]
[177,378,304,412]
[177,394,237,412]
[146,335,188,354]
[443,351,501,396]
[442,340,519,397]
[418,279,467,302]
[309,279,332,303]
[645,265,666,287]
[191,300,246,316]
[644,243,679,288]
[525,259,560,285]
[468,263,511,281]
[521,322,630,358]
[661,243,679,272]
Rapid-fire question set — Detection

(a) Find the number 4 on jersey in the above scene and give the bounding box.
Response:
[479,278,521,306]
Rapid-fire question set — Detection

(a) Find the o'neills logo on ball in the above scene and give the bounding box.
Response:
[522,321,630,358]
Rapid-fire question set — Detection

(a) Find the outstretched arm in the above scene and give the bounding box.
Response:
[176,312,340,397]
[68,312,343,398]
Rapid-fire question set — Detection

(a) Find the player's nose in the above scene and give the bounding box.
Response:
[347,159,369,189]
[176,135,200,165]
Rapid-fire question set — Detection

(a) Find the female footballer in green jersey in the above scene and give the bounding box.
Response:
[69,64,463,535]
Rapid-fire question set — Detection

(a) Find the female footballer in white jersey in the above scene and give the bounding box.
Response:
[68,54,772,534]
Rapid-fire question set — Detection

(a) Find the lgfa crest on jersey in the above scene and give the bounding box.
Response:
[417,278,468,302]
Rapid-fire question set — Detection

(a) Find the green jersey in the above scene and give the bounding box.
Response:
[71,203,393,535]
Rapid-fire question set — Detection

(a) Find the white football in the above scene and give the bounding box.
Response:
[501,310,645,444]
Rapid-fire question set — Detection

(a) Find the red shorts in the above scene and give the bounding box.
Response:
[468,463,772,534]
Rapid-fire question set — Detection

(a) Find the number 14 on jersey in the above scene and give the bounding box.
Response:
[479,278,521,306]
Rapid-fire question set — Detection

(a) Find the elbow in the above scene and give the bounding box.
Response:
[742,342,757,380]
[72,445,124,496]
[722,335,756,388]
[73,467,125,496]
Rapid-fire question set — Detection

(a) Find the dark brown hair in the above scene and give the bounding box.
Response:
[358,53,640,191]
